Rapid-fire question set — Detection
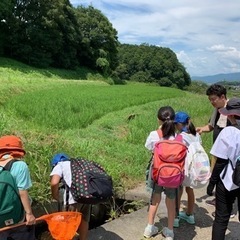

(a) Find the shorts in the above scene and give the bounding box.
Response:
[63,203,91,222]
[153,184,177,199]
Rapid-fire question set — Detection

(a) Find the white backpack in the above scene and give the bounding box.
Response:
[182,133,211,189]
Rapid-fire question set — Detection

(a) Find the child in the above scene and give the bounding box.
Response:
[0,135,36,240]
[174,111,201,227]
[144,106,177,240]
[50,153,91,240]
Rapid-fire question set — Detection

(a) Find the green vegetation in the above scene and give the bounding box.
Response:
[0,2,190,88]
[0,58,212,203]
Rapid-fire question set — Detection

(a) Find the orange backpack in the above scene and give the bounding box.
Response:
[152,134,187,188]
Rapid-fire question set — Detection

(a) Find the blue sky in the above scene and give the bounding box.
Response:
[70,0,240,77]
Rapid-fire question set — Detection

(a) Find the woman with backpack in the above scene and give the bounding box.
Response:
[144,106,179,240]
[173,111,202,227]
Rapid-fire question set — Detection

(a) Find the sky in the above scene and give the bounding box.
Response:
[70,0,240,77]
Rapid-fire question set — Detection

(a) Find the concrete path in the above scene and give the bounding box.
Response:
[88,183,239,240]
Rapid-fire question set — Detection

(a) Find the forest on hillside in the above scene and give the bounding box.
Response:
[0,0,190,88]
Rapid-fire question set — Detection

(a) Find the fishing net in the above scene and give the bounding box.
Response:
[39,211,82,240]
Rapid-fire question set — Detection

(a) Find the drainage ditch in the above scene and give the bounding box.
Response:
[34,198,147,240]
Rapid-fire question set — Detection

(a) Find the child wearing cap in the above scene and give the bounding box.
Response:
[50,153,91,240]
[0,135,36,239]
[206,98,240,240]
[174,111,202,227]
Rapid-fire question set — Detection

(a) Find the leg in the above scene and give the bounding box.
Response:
[185,187,195,215]
[148,192,161,224]
[68,203,91,240]
[165,197,175,230]
[212,181,234,240]
[77,219,89,240]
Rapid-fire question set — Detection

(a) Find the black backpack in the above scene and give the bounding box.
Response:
[222,156,240,187]
[66,158,113,205]
[230,156,240,187]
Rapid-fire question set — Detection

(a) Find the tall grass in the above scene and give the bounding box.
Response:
[0,57,213,202]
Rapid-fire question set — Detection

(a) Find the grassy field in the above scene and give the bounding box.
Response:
[0,57,213,203]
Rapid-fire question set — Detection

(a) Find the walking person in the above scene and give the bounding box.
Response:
[174,111,202,227]
[50,153,91,240]
[144,106,178,240]
[206,98,240,240]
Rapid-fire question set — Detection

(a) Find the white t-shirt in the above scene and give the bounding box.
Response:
[50,161,76,204]
[210,126,240,191]
[145,130,161,151]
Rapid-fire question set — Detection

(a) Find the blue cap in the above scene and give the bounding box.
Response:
[51,153,69,167]
[174,111,190,124]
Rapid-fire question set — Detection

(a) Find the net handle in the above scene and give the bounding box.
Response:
[0,216,46,232]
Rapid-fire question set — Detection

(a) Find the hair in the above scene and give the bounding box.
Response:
[206,84,227,98]
[187,121,197,136]
[157,106,175,138]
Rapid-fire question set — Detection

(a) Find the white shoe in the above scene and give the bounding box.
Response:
[143,225,159,238]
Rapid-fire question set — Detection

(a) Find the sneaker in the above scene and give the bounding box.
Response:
[162,227,174,240]
[206,198,216,206]
[173,217,180,228]
[143,225,159,238]
[179,211,195,224]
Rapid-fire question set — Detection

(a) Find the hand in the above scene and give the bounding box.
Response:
[25,212,36,225]
[207,182,215,196]
[196,127,203,134]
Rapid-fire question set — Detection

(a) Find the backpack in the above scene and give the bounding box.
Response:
[0,160,24,228]
[222,156,240,187]
[232,156,240,187]
[152,135,187,188]
[68,158,113,204]
[145,129,162,190]
[182,134,211,188]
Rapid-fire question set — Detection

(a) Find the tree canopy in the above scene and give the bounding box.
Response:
[0,1,191,88]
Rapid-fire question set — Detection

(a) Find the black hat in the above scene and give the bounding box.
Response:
[219,98,240,116]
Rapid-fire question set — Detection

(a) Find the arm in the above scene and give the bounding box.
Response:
[207,157,228,195]
[50,174,61,201]
[19,190,36,225]
[196,124,213,134]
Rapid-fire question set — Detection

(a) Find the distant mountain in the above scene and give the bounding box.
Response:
[191,72,240,84]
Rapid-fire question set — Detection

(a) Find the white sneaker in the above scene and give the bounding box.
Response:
[143,225,159,238]
[162,227,174,240]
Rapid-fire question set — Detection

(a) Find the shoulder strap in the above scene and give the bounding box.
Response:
[221,159,234,180]
[175,134,183,142]
[156,129,163,138]
[3,159,18,171]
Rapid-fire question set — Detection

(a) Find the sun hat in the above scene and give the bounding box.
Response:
[219,98,240,116]
[0,135,26,159]
[174,111,190,124]
[51,153,69,167]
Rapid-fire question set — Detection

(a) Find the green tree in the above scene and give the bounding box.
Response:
[74,6,119,73]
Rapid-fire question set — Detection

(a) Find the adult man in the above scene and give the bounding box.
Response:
[197,84,231,207]
[206,98,240,240]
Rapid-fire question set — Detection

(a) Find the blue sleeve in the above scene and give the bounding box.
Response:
[10,161,32,190]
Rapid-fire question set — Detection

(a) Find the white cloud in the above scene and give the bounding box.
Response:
[70,0,240,76]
